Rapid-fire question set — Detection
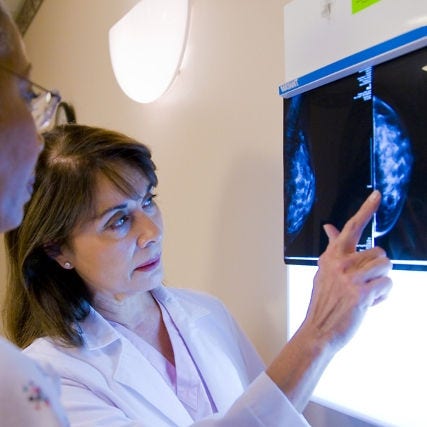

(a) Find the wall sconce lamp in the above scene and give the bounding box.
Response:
[109,0,190,104]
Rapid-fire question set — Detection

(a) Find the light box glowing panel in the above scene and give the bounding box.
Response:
[288,266,427,427]
[282,1,427,426]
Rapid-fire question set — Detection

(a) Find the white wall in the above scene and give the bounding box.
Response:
[1,0,292,364]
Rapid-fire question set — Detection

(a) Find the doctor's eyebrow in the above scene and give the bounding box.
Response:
[91,180,155,220]
[95,203,129,219]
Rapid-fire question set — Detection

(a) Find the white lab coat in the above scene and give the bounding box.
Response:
[24,286,309,427]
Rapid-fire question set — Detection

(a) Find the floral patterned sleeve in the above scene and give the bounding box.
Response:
[0,337,69,426]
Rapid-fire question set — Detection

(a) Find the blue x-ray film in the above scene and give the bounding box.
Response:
[284,46,427,270]
[373,95,413,237]
[284,95,316,239]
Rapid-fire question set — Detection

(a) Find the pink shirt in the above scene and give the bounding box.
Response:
[109,294,216,422]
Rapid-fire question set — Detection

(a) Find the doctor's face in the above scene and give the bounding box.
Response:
[58,169,164,301]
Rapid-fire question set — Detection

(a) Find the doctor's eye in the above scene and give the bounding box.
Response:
[108,214,131,231]
[20,83,39,109]
[142,194,157,209]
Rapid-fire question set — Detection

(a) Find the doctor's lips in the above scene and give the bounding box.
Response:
[135,255,161,272]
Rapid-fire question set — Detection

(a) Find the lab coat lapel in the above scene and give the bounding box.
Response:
[113,337,194,426]
[82,308,193,426]
[154,287,246,413]
[185,325,246,412]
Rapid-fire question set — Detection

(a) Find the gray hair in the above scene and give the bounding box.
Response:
[0,1,14,58]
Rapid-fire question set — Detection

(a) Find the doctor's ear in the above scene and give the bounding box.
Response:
[43,243,74,270]
[43,242,62,258]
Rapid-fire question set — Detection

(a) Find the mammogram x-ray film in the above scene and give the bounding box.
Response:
[283,46,427,270]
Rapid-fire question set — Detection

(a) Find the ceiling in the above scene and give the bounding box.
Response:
[4,0,44,34]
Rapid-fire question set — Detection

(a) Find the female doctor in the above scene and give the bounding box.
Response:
[4,124,392,426]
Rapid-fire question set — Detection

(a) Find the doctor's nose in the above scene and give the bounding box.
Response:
[136,212,162,249]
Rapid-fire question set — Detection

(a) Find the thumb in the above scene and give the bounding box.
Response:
[323,223,340,243]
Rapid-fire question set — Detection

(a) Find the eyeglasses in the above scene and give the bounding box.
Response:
[29,81,61,131]
[0,64,61,131]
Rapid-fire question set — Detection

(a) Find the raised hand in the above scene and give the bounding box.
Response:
[267,191,393,412]
[305,190,393,351]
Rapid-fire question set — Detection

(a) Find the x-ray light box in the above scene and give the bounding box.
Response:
[282,1,427,426]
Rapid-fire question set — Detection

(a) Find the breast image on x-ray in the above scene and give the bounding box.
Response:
[283,46,427,270]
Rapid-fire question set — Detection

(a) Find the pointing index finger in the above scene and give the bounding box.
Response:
[336,190,381,253]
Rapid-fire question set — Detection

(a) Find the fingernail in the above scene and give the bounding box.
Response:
[369,190,380,201]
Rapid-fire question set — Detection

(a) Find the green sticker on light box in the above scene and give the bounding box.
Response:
[352,0,381,14]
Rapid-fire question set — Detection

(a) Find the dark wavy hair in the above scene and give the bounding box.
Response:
[3,124,158,348]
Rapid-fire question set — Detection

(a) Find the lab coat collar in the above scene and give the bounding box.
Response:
[152,286,246,413]
[80,307,119,350]
[79,285,210,350]
[78,285,246,423]
[79,301,194,425]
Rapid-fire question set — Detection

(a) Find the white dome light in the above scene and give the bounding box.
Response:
[109,0,190,103]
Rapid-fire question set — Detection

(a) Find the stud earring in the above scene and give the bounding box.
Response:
[64,261,72,269]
